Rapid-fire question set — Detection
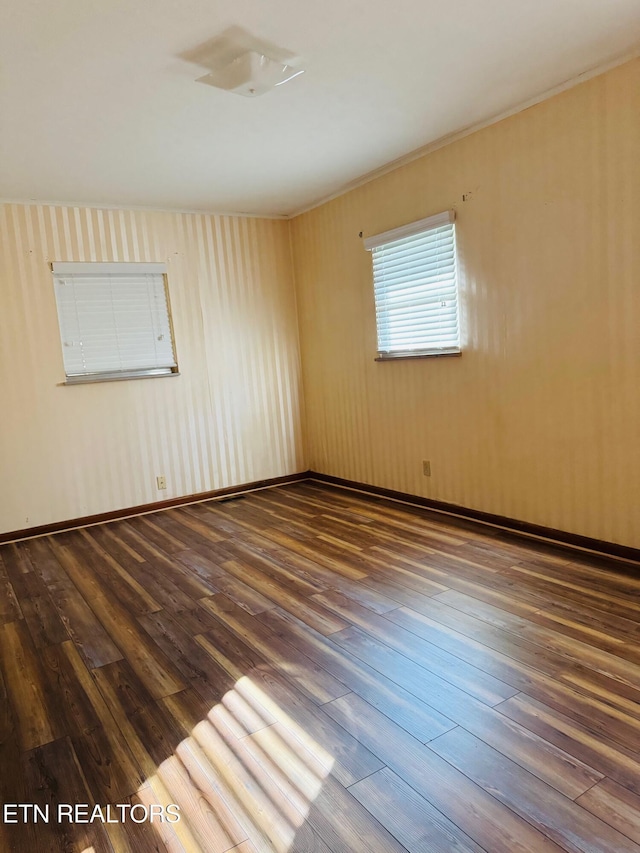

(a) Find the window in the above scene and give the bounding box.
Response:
[52,262,178,383]
[365,210,460,359]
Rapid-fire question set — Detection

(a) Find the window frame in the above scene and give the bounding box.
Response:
[51,262,180,385]
[365,210,461,361]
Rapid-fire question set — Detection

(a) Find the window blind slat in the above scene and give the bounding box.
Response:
[380,327,460,342]
[374,228,454,255]
[376,307,458,326]
[376,257,455,276]
[380,335,460,345]
[375,251,455,276]
[376,324,459,341]
[377,285,457,307]
[375,268,456,291]
[374,233,454,261]
[374,244,454,275]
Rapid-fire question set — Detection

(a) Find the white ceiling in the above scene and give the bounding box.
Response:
[2,0,640,217]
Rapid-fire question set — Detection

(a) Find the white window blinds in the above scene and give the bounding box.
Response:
[52,263,178,382]
[365,210,460,358]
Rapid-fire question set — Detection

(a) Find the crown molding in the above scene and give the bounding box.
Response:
[0,198,289,221]
[289,48,640,219]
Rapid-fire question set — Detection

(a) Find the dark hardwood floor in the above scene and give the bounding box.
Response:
[1,481,640,852]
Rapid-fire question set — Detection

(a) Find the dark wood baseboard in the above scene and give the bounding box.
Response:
[5,467,638,565]
[0,471,312,544]
[309,471,640,566]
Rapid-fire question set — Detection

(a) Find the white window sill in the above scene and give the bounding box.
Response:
[61,369,180,385]
[375,350,461,362]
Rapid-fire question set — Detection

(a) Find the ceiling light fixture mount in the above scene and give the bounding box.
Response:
[195,49,304,97]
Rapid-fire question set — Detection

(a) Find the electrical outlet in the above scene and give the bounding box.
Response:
[156,475,167,490]
[422,460,431,477]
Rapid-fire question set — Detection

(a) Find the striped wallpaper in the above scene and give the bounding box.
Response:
[291,58,640,550]
[3,58,640,550]
[0,204,305,535]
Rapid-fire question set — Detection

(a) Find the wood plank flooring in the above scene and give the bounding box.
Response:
[1,481,639,852]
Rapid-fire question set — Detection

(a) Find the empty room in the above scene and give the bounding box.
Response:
[1,1,640,851]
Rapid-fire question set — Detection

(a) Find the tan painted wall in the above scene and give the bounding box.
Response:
[0,204,305,534]
[291,59,640,549]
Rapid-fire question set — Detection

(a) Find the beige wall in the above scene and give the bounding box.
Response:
[3,59,639,548]
[291,59,640,549]
[0,204,305,534]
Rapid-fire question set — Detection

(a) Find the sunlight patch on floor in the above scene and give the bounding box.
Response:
[138,675,335,852]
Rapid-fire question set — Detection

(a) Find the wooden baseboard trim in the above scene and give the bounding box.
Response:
[309,471,640,566]
[5,468,638,566]
[0,471,312,544]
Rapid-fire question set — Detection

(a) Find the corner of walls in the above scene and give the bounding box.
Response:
[286,215,311,472]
